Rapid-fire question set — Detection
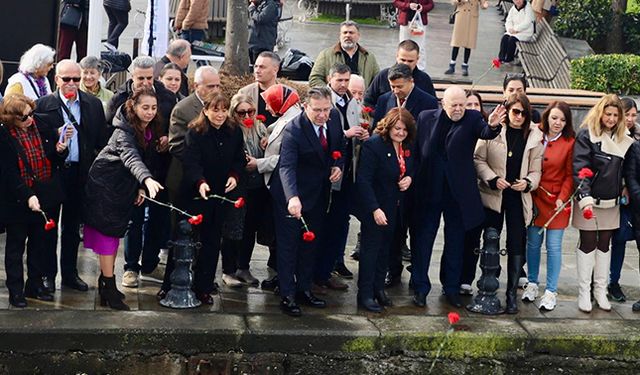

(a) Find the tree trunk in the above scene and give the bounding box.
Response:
[607,0,627,53]
[221,0,250,75]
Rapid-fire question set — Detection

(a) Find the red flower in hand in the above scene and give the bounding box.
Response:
[563,205,572,214]
[188,214,203,225]
[256,114,267,122]
[583,207,594,220]
[44,219,56,231]
[234,197,246,209]
[302,230,316,242]
[362,106,374,114]
[548,193,557,199]
[63,91,76,99]
[448,312,460,325]
[578,167,594,179]
[242,118,254,128]
[361,122,369,130]
[332,151,342,160]
[492,58,501,69]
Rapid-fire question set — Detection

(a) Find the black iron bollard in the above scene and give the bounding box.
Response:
[466,227,504,315]
[160,219,202,309]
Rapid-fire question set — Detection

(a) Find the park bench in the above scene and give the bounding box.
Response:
[298,0,397,27]
[516,18,571,89]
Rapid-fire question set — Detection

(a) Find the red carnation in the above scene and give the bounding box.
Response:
[492,58,501,69]
[332,151,342,160]
[44,219,56,231]
[63,91,76,99]
[583,207,594,220]
[234,197,246,209]
[188,214,203,225]
[242,118,254,128]
[548,193,557,199]
[404,149,411,157]
[302,230,316,242]
[362,106,374,114]
[578,167,594,179]
[448,312,460,325]
[361,122,369,130]
[563,206,572,214]
[256,114,266,122]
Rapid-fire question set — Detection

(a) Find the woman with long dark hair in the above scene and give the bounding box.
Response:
[474,92,544,314]
[82,87,164,310]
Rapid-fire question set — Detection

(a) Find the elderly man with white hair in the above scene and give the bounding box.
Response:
[410,86,505,308]
[4,44,56,100]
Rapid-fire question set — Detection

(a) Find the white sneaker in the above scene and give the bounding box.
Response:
[235,269,259,286]
[538,290,557,311]
[521,283,539,302]
[518,277,528,288]
[222,273,243,288]
[459,284,473,295]
[122,270,139,288]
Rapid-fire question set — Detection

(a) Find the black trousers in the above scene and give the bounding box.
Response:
[4,215,46,295]
[499,34,519,63]
[43,164,82,280]
[193,208,224,294]
[358,209,397,300]
[104,6,129,48]
[484,191,526,258]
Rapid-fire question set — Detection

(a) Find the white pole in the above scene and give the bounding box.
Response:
[87,0,103,57]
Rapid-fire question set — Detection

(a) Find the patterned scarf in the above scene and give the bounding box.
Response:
[23,72,48,98]
[261,84,300,116]
[10,125,52,187]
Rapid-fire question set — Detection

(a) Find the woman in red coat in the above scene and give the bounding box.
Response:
[522,101,575,311]
[393,0,434,70]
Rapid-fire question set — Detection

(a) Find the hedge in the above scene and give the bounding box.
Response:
[571,54,640,95]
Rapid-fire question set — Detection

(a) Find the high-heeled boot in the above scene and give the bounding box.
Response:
[593,249,612,311]
[505,254,522,314]
[99,272,125,300]
[576,249,595,312]
[100,275,130,311]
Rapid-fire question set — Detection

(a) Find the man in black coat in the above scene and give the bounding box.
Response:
[269,87,345,316]
[248,0,280,64]
[364,40,436,107]
[152,39,192,97]
[34,59,109,291]
[411,86,505,308]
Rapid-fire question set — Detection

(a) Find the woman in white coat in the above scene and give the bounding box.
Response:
[498,0,535,64]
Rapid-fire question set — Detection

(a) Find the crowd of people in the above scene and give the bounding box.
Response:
[1,13,639,318]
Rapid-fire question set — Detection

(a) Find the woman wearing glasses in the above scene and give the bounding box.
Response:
[0,94,71,307]
[474,92,544,314]
[218,94,269,287]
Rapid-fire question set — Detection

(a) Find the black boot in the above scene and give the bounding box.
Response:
[350,232,361,260]
[505,255,522,314]
[24,278,54,302]
[99,272,125,300]
[100,275,130,311]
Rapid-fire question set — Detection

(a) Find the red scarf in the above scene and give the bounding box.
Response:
[10,125,52,187]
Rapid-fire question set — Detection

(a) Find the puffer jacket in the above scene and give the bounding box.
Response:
[103,0,131,11]
[573,128,634,209]
[248,0,280,51]
[83,109,153,237]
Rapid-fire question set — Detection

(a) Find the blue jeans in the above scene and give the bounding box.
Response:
[124,192,170,274]
[180,29,205,43]
[526,226,564,293]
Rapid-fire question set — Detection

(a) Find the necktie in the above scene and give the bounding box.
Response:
[318,125,328,151]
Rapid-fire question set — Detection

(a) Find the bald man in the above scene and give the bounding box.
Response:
[410,86,505,308]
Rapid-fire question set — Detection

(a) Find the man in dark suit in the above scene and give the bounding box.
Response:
[364,40,436,107]
[269,86,345,316]
[372,63,438,126]
[34,59,108,292]
[411,86,505,308]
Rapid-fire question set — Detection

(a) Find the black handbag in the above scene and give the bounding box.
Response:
[60,3,83,29]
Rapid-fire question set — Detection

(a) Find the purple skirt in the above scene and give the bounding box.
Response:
[83,225,119,255]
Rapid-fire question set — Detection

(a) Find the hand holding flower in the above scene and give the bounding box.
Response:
[144,178,164,199]
[27,196,41,212]
[329,166,342,183]
[199,182,211,200]
[288,196,302,219]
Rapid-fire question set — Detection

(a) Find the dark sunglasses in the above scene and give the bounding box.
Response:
[510,108,528,117]
[60,76,81,83]
[236,109,256,117]
[17,111,34,122]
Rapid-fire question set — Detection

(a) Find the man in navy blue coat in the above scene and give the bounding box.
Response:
[411,86,506,308]
[269,86,346,316]
[372,63,438,127]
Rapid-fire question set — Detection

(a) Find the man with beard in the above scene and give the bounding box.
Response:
[308,21,380,88]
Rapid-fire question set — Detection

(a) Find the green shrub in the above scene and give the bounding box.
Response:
[623,13,640,54]
[571,54,640,95]
[629,0,640,13]
[555,0,612,45]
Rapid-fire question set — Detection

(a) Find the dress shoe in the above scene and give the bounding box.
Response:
[9,293,27,308]
[296,291,326,308]
[24,279,54,301]
[156,289,168,301]
[261,275,279,290]
[61,275,89,291]
[333,263,353,279]
[317,276,348,291]
[196,293,215,305]
[384,273,401,287]
[401,245,412,262]
[358,297,382,313]
[280,296,302,317]
[445,293,463,308]
[374,290,393,307]
[42,276,55,293]
[413,291,427,307]
[350,249,360,261]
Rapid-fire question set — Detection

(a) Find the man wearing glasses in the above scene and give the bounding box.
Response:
[34,59,108,293]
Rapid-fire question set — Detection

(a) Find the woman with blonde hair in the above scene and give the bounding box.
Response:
[573,94,634,313]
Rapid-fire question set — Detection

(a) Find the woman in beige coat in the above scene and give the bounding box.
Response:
[474,92,544,314]
[445,0,489,77]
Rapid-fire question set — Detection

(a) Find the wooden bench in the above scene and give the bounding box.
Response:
[298,0,397,26]
[516,18,571,89]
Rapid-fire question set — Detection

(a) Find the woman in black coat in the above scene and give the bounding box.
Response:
[179,94,247,305]
[0,94,69,307]
[83,87,164,310]
[355,107,415,312]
